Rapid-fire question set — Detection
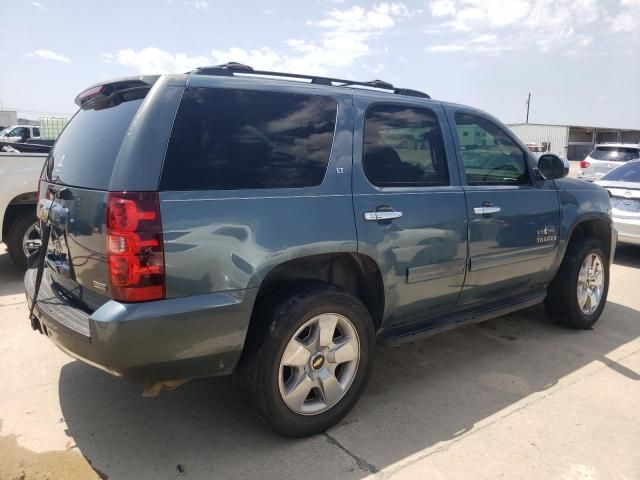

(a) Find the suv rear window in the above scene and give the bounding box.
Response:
[46,97,144,190]
[160,88,337,191]
[590,146,640,162]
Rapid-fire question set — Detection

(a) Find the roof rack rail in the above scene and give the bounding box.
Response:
[191,63,431,99]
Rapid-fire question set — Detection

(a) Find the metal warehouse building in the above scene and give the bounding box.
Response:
[507,123,640,160]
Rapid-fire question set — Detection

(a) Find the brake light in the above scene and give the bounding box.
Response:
[78,85,105,104]
[580,160,590,169]
[106,192,165,302]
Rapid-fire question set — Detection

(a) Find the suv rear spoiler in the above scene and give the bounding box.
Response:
[74,75,160,107]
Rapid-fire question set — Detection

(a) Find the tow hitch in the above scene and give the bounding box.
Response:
[28,191,69,330]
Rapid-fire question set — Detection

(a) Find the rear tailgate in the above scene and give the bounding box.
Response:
[38,182,110,310]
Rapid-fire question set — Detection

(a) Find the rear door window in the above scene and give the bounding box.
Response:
[45,97,144,189]
[363,104,449,187]
[590,147,640,162]
[160,88,338,191]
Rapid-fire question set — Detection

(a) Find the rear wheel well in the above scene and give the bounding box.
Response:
[567,219,612,258]
[2,192,37,241]
[249,253,384,339]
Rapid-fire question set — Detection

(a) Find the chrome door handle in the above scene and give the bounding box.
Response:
[473,206,501,215]
[364,210,403,221]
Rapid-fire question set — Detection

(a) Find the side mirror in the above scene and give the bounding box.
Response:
[537,154,569,180]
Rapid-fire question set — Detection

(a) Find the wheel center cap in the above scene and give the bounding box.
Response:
[310,353,326,371]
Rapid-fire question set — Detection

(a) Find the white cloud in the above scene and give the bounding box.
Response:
[210,47,285,71]
[429,0,531,28]
[25,49,70,63]
[108,3,409,76]
[611,0,640,32]
[431,0,456,17]
[209,32,373,75]
[428,39,518,54]
[184,0,208,10]
[32,1,43,8]
[426,0,614,55]
[104,47,208,73]
[313,3,408,31]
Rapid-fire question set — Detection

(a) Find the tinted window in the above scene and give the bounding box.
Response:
[601,161,640,182]
[590,146,640,162]
[455,113,529,185]
[161,88,337,190]
[11,127,27,137]
[45,98,144,189]
[363,105,449,187]
[33,127,40,137]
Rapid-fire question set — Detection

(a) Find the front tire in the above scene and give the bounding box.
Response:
[544,238,609,329]
[237,284,375,437]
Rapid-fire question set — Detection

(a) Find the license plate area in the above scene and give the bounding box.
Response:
[612,197,640,212]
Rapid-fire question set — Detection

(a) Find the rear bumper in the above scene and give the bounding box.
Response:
[25,268,257,383]
[613,216,640,246]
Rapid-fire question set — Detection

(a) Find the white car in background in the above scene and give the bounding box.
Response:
[595,160,640,246]
[578,143,640,181]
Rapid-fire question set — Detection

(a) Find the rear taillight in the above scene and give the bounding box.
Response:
[580,160,590,169]
[106,192,165,302]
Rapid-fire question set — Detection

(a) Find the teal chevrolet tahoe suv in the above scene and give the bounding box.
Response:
[25,63,616,437]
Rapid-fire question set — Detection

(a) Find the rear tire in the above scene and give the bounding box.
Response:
[236,284,375,437]
[6,213,40,270]
[544,238,609,329]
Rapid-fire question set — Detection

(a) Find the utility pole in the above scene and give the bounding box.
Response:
[526,92,531,123]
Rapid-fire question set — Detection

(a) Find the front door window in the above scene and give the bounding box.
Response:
[454,113,529,185]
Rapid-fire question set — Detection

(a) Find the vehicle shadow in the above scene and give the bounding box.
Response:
[614,245,640,269]
[58,301,640,479]
[0,249,26,297]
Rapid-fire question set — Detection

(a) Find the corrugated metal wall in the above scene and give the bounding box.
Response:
[507,124,569,156]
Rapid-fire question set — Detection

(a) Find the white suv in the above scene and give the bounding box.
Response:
[578,143,640,181]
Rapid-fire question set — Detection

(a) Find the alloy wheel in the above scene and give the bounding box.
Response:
[22,222,42,258]
[577,252,605,315]
[278,313,360,415]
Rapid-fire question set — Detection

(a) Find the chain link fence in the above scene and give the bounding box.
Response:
[39,116,69,140]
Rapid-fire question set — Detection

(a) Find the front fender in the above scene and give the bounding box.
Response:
[551,178,613,274]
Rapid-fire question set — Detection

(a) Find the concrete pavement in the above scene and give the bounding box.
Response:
[1,244,639,480]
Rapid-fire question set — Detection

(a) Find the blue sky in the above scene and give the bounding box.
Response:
[1,0,639,128]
